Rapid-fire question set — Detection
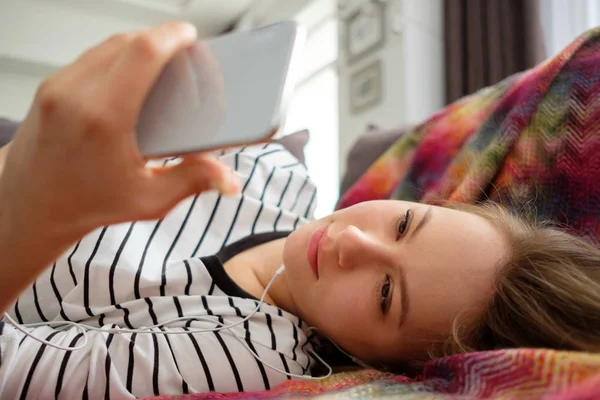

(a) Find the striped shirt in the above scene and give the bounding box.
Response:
[0,143,317,399]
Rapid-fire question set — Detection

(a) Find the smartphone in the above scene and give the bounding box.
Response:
[136,21,306,158]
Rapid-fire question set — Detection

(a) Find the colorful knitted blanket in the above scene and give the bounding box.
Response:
[149,349,600,399]
[145,28,600,400]
[338,28,600,246]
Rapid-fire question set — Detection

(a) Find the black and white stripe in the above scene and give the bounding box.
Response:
[1,144,315,398]
[0,145,315,398]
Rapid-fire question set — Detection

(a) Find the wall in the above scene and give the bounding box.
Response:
[0,0,255,120]
[337,0,445,175]
[238,0,444,205]
[234,0,313,30]
[0,0,167,120]
[236,0,341,216]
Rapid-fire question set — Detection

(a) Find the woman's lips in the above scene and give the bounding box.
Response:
[307,225,327,279]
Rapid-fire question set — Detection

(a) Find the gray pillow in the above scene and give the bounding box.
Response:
[0,117,309,164]
[0,118,18,147]
[339,124,413,195]
[274,129,309,165]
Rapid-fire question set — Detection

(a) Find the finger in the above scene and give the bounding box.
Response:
[78,33,136,69]
[107,22,197,124]
[141,154,240,219]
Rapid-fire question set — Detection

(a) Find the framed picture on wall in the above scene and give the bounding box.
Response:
[344,1,386,65]
[350,59,382,114]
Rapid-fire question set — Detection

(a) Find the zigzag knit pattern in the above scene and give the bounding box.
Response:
[145,349,600,399]
[338,28,600,247]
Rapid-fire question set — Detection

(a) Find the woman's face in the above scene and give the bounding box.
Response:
[282,200,508,365]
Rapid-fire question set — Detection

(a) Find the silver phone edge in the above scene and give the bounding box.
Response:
[270,22,307,137]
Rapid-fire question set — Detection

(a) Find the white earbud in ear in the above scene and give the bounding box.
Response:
[330,340,373,369]
[306,326,374,370]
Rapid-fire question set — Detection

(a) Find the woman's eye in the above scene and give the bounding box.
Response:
[380,275,392,313]
[396,209,412,240]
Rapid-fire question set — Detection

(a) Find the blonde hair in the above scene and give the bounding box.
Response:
[438,202,600,357]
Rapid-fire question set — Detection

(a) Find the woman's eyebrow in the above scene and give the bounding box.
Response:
[409,206,433,241]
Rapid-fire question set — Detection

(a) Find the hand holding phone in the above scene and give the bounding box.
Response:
[2,22,243,242]
[136,21,306,158]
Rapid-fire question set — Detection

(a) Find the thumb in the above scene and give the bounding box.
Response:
[144,154,240,217]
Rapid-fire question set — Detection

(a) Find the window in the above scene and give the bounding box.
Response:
[541,0,600,56]
[283,0,339,218]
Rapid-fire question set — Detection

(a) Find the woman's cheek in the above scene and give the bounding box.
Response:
[283,232,310,276]
[328,287,364,321]
[319,291,372,344]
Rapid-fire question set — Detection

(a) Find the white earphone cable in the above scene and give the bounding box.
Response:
[2,313,89,351]
[2,265,333,380]
[68,264,286,336]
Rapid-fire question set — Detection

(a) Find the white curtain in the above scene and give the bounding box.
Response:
[541,0,600,56]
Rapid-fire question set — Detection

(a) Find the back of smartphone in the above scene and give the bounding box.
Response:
[136,21,305,158]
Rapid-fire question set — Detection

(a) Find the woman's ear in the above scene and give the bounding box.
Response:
[328,338,374,369]
[308,331,374,374]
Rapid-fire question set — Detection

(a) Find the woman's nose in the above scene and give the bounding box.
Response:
[335,225,392,270]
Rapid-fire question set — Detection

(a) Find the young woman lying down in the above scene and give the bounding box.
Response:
[0,22,599,399]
